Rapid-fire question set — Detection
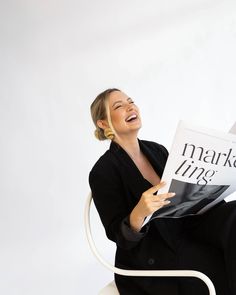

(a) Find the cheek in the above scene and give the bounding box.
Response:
[110,112,121,126]
[110,112,119,122]
[111,111,125,129]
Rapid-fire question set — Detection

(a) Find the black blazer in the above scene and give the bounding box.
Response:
[89,140,228,295]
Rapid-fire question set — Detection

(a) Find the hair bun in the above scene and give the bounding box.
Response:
[94,129,100,140]
[104,128,115,140]
[94,128,107,141]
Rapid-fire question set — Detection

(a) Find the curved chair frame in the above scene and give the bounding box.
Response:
[84,192,216,295]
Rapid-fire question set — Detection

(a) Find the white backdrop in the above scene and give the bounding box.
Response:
[0,0,236,294]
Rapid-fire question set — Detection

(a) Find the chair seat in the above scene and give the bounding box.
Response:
[99,280,119,295]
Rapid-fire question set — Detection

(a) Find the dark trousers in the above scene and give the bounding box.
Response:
[116,201,236,295]
[178,200,236,295]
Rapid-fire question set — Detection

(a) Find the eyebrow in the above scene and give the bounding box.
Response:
[112,97,133,108]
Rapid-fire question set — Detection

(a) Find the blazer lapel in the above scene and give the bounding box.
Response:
[139,141,176,251]
[110,141,149,203]
[110,140,175,251]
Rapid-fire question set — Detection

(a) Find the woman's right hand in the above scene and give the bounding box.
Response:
[129,182,175,232]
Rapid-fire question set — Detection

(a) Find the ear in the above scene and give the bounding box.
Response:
[97,119,109,130]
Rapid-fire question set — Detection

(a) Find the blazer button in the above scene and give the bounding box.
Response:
[148,258,155,265]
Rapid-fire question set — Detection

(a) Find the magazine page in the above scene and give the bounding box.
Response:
[229,122,236,135]
[224,121,236,203]
[143,121,236,226]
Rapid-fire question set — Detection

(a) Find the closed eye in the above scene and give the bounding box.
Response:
[113,99,135,110]
[114,104,122,110]
[127,97,135,104]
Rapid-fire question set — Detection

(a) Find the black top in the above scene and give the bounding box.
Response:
[89,140,168,247]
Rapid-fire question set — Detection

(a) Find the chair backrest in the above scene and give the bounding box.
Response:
[84,192,216,295]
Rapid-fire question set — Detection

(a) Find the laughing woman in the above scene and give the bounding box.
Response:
[89,88,236,295]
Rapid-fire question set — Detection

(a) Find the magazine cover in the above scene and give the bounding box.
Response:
[143,121,236,225]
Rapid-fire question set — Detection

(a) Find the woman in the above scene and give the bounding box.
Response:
[89,88,236,295]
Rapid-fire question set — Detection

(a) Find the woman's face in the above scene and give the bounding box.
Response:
[108,91,142,137]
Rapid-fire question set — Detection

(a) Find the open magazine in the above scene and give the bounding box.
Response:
[143,121,236,226]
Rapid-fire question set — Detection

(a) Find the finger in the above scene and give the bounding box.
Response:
[152,192,175,202]
[161,200,171,207]
[153,200,171,211]
[147,181,166,194]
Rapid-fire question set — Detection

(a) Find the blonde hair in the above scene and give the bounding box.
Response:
[90,88,120,140]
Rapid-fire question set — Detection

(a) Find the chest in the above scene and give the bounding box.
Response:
[132,155,161,186]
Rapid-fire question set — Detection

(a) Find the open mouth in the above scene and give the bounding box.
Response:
[125,114,138,122]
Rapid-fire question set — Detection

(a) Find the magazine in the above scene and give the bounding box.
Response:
[229,122,236,135]
[143,121,236,226]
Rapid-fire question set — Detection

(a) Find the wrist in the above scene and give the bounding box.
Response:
[129,210,145,232]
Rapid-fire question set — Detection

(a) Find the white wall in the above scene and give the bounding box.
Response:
[0,0,236,294]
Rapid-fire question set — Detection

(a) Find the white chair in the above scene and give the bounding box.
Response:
[84,192,216,295]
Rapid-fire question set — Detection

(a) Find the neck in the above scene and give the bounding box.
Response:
[114,134,141,159]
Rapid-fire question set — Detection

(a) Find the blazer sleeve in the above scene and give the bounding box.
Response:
[89,157,149,250]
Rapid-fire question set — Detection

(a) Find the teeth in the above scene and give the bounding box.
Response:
[126,114,137,122]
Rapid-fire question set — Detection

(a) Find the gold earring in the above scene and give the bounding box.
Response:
[104,128,115,140]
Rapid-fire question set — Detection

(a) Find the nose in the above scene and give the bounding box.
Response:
[127,103,134,112]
